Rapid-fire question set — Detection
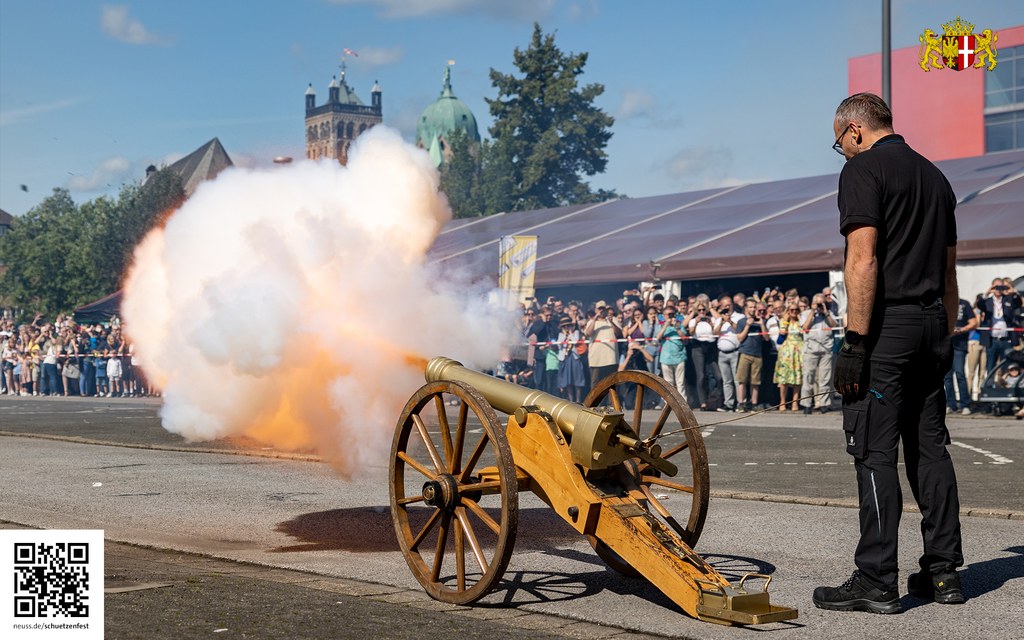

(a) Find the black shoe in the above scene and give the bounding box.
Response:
[908,571,964,604]
[803,405,813,415]
[819,407,830,414]
[813,571,902,614]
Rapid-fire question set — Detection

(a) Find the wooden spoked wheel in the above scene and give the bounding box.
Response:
[390,380,518,604]
[583,370,709,576]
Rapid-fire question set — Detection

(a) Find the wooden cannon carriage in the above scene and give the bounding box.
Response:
[388,357,798,626]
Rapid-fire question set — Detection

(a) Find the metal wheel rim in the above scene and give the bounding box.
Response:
[390,380,518,604]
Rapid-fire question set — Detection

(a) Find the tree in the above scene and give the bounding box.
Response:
[487,23,616,211]
[477,138,516,215]
[0,168,185,319]
[0,189,79,317]
[111,167,185,278]
[438,129,482,218]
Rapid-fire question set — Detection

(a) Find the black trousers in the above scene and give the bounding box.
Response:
[690,340,721,407]
[842,302,963,590]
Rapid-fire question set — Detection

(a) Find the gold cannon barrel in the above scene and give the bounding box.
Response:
[426,356,638,471]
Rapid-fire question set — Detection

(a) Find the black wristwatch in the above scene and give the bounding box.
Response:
[844,330,864,348]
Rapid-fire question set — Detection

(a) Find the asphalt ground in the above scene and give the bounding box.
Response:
[2,395,1020,514]
[1,395,1022,639]
[2,522,644,640]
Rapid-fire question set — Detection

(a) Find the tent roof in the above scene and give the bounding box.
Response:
[427,149,1024,286]
[73,290,122,325]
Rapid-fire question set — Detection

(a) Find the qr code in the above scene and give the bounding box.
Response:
[13,542,91,618]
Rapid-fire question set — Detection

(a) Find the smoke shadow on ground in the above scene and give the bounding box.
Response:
[270,505,578,553]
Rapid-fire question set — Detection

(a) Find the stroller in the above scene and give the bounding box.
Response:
[978,349,1024,417]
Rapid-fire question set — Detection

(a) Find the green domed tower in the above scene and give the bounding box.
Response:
[416,65,480,167]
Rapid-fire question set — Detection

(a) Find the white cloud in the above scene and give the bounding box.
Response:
[329,0,555,20]
[663,146,737,188]
[67,156,133,192]
[615,88,684,129]
[100,5,171,45]
[0,97,87,126]
[350,46,405,69]
[566,0,599,21]
[617,89,656,121]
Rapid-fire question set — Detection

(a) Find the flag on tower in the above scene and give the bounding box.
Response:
[343,47,359,57]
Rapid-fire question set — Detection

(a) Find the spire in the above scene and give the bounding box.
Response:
[305,82,316,112]
[328,75,340,103]
[371,79,382,113]
[339,59,347,84]
[441,64,454,98]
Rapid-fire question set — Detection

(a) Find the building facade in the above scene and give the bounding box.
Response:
[848,23,1024,161]
[305,66,382,164]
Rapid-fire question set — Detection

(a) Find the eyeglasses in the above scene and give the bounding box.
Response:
[832,124,852,156]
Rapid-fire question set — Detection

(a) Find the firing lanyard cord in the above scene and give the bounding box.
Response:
[645,390,836,443]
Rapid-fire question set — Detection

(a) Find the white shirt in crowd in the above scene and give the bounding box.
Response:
[715,311,745,352]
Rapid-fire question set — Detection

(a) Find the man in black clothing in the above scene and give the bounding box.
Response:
[945,298,978,415]
[814,93,964,615]
[528,306,556,395]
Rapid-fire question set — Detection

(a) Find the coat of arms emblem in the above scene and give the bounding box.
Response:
[919,16,998,72]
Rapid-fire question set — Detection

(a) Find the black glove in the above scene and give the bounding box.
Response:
[834,339,868,401]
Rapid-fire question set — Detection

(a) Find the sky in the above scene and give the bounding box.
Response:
[0,0,1020,216]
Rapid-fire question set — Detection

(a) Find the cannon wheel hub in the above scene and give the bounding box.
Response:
[422,475,460,510]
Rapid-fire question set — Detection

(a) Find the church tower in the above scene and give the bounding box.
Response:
[304,62,382,164]
[416,64,480,167]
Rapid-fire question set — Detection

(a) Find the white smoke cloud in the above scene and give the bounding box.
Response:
[122,127,513,477]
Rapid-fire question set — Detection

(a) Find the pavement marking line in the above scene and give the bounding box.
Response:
[951,440,1013,465]
[0,431,322,462]
[105,582,173,594]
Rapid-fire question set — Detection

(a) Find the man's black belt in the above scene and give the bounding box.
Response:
[884,296,940,308]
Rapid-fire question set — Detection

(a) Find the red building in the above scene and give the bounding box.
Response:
[848,24,1024,161]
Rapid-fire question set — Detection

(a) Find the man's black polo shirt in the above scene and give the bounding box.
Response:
[837,134,957,306]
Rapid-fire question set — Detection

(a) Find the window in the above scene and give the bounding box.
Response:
[984,45,1024,152]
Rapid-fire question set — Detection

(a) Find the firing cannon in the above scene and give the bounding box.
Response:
[389,357,798,626]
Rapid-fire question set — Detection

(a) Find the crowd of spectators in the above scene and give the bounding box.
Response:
[504,278,1023,418]
[0,314,154,398]
[3,277,1020,419]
